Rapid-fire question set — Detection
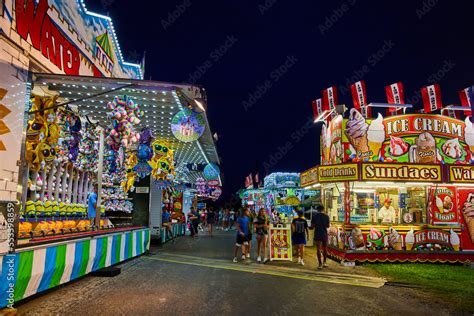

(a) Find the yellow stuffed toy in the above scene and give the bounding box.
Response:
[44,200,52,217]
[25,200,36,217]
[34,200,44,217]
[32,141,55,171]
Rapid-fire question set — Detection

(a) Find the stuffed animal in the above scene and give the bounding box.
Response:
[25,200,36,218]
[44,200,53,217]
[59,202,67,217]
[32,141,56,171]
[52,201,60,217]
[34,200,44,217]
[18,221,33,236]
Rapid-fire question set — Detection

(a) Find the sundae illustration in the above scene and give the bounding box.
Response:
[442,138,463,160]
[388,227,403,250]
[462,193,474,242]
[389,136,409,156]
[367,227,386,249]
[465,117,474,155]
[367,113,386,159]
[345,109,370,159]
[410,132,437,163]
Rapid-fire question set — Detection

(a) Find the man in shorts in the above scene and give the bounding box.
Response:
[292,209,309,265]
[311,205,329,269]
[233,209,250,263]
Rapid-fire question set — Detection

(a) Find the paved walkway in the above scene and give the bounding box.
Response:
[16,229,453,315]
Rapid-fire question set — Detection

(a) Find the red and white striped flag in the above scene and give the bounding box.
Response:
[322,86,338,119]
[254,173,259,185]
[421,84,443,114]
[458,87,473,117]
[385,82,405,115]
[311,98,323,121]
[350,80,371,118]
[245,174,253,189]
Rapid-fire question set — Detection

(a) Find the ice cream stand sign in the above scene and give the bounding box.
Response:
[448,165,474,183]
[411,229,455,251]
[428,186,458,224]
[361,163,443,182]
[341,111,474,164]
[318,164,359,183]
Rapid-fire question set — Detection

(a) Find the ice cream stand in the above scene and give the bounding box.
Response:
[301,110,474,263]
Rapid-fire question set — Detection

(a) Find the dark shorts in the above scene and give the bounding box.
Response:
[236,234,249,246]
[314,237,328,245]
[293,234,307,245]
[256,229,268,236]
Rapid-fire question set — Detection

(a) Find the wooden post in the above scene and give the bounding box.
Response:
[95,128,105,228]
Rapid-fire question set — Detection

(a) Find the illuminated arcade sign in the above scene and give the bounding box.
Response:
[361,163,442,182]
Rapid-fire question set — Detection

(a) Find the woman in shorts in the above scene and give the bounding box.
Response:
[254,208,270,263]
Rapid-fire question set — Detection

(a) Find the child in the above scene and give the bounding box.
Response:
[291,209,309,265]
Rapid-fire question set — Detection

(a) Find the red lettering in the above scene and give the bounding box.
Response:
[62,40,80,75]
[16,0,48,50]
[40,17,58,67]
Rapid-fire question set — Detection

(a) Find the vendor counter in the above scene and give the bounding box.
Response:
[160,223,186,244]
[0,227,150,308]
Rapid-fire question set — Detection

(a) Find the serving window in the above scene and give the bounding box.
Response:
[323,183,429,225]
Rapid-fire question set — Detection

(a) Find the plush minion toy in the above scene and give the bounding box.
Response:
[25,200,36,218]
[34,200,44,217]
[59,202,67,217]
[52,201,60,217]
[79,204,86,218]
[44,200,52,217]
[66,203,73,217]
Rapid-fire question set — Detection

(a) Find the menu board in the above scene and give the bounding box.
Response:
[269,226,292,261]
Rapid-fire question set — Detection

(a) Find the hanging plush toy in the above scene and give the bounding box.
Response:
[134,128,154,178]
[121,153,138,193]
[32,141,56,171]
[151,156,175,180]
[105,95,142,150]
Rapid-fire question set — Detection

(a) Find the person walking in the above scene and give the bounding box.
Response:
[188,207,200,238]
[255,208,270,263]
[311,205,330,269]
[233,208,250,262]
[292,209,309,265]
[207,207,216,237]
[246,208,256,259]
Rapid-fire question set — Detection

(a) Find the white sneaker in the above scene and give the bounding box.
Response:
[263,258,269,263]
[297,257,301,264]
[300,259,305,266]
[246,253,250,258]
[257,256,262,262]
[242,255,246,260]
[233,257,238,263]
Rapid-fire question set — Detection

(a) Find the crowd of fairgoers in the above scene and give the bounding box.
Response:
[161,206,330,269]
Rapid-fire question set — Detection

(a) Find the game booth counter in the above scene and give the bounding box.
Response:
[300,111,474,263]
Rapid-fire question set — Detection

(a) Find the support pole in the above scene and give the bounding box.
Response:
[95,128,105,228]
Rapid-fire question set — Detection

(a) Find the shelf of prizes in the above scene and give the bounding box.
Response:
[299,111,474,263]
[0,77,193,308]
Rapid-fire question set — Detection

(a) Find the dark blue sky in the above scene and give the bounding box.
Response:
[88,0,474,197]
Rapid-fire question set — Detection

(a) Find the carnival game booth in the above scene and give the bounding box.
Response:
[300,111,474,263]
[0,73,221,308]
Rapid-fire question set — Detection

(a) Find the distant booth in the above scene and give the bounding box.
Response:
[300,111,474,263]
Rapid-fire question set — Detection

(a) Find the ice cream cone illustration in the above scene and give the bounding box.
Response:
[338,227,345,249]
[388,227,403,250]
[367,113,386,159]
[462,194,474,243]
[345,109,369,158]
[436,196,444,213]
[405,228,415,250]
[450,228,460,251]
[464,117,474,155]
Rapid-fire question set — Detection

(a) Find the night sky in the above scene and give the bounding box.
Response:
[87,0,474,199]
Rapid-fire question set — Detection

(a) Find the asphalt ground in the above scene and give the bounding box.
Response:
[15,228,454,315]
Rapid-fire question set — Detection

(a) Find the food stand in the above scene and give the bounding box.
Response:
[300,111,474,263]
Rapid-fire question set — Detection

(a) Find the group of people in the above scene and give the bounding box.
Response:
[233,205,330,269]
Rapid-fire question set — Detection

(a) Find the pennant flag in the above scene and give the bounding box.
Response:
[245,173,253,189]
[421,84,443,114]
[322,86,338,119]
[254,173,259,185]
[458,86,474,117]
[311,98,323,121]
[385,82,405,115]
[350,80,371,118]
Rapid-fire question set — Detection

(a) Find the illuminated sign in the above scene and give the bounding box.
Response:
[318,164,359,182]
[361,163,442,182]
[448,165,474,183]
[300,166,318,187]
